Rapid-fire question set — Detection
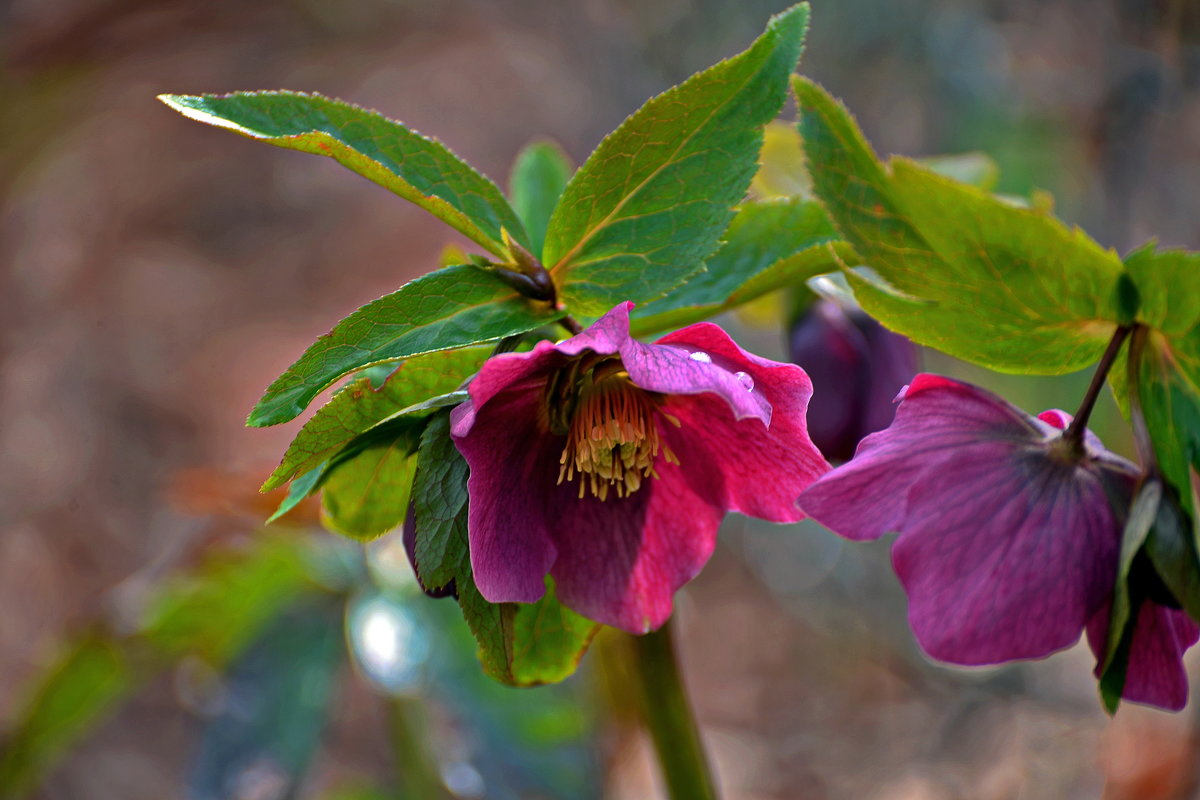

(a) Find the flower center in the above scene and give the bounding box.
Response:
[556,365,679,501]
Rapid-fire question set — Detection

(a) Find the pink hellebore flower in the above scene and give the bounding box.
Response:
[450,302,829,634]
[797,373,1198,709]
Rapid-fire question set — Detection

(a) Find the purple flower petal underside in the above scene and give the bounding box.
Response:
[797,374,1140,665]
[1087,600,1200,711]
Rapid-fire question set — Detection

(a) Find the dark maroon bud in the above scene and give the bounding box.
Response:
[787,299,918,462]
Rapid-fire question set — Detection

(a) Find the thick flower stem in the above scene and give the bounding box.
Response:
[387,696,453,800]
[629,619,719,800]
[1063,325,1132,451]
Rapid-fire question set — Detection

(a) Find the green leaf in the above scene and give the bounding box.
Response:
[248,264,563,427]
[632,197,836,319]
[1134,330,1200,529]
[543,4,810,316]
[1124,243,1200,338]
[751,118,999,200]
[158,91,528,256]
[0,637,133,797]
[1145,483,1200,621]
[139,534,317,665]
[1097,479,1161,714]
[267,464,325,523]
[411,413,598,685]
[320,418,424,540]
[509,140,574,259]
[263,347,489,491]
[507,578,600,684]
[795,76,1127,374]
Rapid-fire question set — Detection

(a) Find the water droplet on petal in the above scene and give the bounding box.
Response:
[735,371,754,391]
[689,351,712,363]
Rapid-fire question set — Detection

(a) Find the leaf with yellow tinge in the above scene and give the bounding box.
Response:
[544,4,810,316]
[263,347,489,491]
[158,91,528,256]
[320,419,423,540]
[796,76,1128,374]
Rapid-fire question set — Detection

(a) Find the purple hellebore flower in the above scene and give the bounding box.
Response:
[450,302,830,634]
[788,299,917,462]
[797,373,1198,709]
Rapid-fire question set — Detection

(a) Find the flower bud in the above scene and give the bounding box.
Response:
[787,299,917,462]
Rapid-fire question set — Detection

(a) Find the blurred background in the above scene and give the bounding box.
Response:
[4,0,1200,798]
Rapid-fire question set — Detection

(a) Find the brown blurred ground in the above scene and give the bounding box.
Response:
[5,1,1200,798]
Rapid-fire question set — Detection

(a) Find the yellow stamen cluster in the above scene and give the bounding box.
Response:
[557,371,679,501]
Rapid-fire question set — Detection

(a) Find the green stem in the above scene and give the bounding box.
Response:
[629,619,719,800]
[386,696,452,800]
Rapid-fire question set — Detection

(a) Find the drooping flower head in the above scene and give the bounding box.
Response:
[797,373,1197,709]
[787,299,918,462]
[450,302,829,633]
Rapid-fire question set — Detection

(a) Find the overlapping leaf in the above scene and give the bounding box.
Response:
[543,4,810,316]
[320,419,425,540]
[509,140,574,259]
[630,197,843,335]
[247,265,562,427]
[751,118,999,201]
[795,76,1128,374]
[263,348,489,491]
[158,91,528,256]
[1097,480,1161,713]
[411,413,598,685]
[1123,244,1200,535]
[1133,331,1200,527]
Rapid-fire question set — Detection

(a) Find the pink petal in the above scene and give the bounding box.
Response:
[893,453,1121,663]
[548,419,726,633]
[1087,601,1200,710]
[797,374,1045,541]
[555,301,636,357]
[654,323,830,521]
[619,324,773,423]
[452,342,563,435]
[451,385,559,604]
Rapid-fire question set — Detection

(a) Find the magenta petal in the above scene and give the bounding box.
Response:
[548,424,725,633]
[451,386,559,604]
[555,301,635,357]
[1087,601,1200,710]
[798,374,1045,542]
[653,323,830,521]
[892,454,1121,663]
[798,373,1139,665]
[453,343,563,433]
[619,324,773,424]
